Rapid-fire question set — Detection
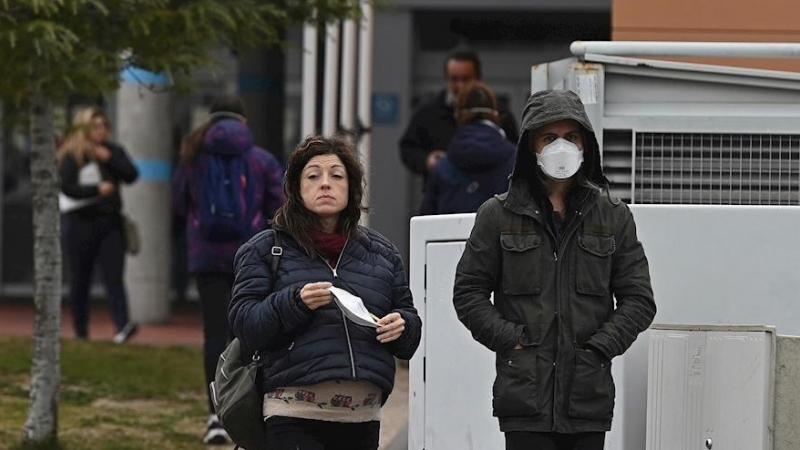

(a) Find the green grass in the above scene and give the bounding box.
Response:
[0,336,211,450]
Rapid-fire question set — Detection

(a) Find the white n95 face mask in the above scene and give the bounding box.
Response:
[536,138,584,180]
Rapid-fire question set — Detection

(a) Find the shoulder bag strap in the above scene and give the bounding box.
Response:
[246,230,282,362]
[270,229,282,282]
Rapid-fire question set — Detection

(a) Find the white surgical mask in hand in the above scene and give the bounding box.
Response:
[536,138,583,180]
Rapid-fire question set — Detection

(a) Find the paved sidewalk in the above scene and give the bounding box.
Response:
[0,298,203,346]
[0,297,410,449]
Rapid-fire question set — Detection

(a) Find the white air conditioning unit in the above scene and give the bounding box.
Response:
[646,325,775,450]
[531,49,800,207]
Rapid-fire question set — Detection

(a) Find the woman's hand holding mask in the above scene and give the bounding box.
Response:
[299,282,334,310]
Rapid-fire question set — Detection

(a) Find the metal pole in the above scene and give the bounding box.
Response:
[323,22,341,135]
[340,19,358,133]
[302,21,318,138]
[570,41,800,59]
[357,0,373,227]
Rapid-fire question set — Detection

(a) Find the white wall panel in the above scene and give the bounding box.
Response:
[630,205,800,336]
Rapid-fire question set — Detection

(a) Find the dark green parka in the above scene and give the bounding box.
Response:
[453,90,656,433]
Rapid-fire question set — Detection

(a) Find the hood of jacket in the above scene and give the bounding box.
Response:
[447,121,516,173]
[506,90,608,211]
[202,118,254,156]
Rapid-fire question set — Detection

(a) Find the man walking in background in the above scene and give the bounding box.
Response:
[399,46,518,178]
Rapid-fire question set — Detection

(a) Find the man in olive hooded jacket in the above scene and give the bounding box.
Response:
[453,90,656,449]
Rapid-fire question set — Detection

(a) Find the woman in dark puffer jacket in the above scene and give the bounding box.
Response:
[229,134,422,450]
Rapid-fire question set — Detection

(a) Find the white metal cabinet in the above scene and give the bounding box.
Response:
[423,242,502,450]
[646,326,775,450]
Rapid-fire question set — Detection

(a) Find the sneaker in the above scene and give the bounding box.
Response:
[112,322,138,344]
[203,414,231,445]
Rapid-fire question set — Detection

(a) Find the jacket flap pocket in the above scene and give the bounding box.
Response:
[500,233,542,252]
[578,234,615,257]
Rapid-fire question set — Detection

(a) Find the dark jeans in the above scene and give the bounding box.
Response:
[196,271,235,413]
[63,213,130,338]
[505,431,605,450]
[264,417,380,450]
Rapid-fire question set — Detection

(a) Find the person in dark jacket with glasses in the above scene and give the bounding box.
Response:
[399,46,518,179]
[229,134,422,450]
[453,90,656,450]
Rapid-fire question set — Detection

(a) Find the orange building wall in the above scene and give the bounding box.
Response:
[613,0,800,72]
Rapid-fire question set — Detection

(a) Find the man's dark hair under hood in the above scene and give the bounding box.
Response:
[511,90,609,194]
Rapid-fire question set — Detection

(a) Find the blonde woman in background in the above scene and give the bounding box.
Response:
[58,106,139,343]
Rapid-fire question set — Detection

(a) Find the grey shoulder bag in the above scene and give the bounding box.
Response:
[210,230,282,450]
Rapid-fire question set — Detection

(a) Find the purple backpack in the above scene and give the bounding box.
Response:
[198,153,257,242]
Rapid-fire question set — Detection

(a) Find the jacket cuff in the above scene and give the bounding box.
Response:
[517,327,529,347]
[584,340,612,361]
[499,324,526,353]
[292,287,313,315]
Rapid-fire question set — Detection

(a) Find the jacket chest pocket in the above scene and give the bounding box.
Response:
[500,233,543,296]
[575,234,615,297]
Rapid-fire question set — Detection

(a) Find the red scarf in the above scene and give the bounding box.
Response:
[310,229,347,267]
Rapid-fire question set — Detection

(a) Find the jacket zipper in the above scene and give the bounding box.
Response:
[322,238,357,379]
[514,188,598,431]
[551,207,589,431]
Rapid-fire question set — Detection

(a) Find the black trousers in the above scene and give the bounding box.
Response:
[62,213,130,338]
[505,431,606,450]
[264,417,380,450]
[196,271,235,414]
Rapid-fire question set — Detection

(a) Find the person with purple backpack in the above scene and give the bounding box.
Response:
[172,95,286,444]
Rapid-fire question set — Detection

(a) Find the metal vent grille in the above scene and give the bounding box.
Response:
[603,130,635,202]
[602,131,800,205]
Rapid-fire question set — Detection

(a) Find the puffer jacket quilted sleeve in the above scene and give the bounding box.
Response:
[229,231,314,352]
[373,232,422,360]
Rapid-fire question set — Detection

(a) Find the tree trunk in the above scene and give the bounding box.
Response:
[22,95,61,445]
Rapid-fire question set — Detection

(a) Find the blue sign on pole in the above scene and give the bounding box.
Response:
[372,93,399,125]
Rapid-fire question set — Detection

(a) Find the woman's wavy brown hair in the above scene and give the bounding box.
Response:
[273,134,367,257]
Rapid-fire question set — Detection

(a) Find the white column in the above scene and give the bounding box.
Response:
[357,0,374,226]
[323,21,341,135]
[116,67,172,324]
[302,22,319,138]
[340,19,359,133]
